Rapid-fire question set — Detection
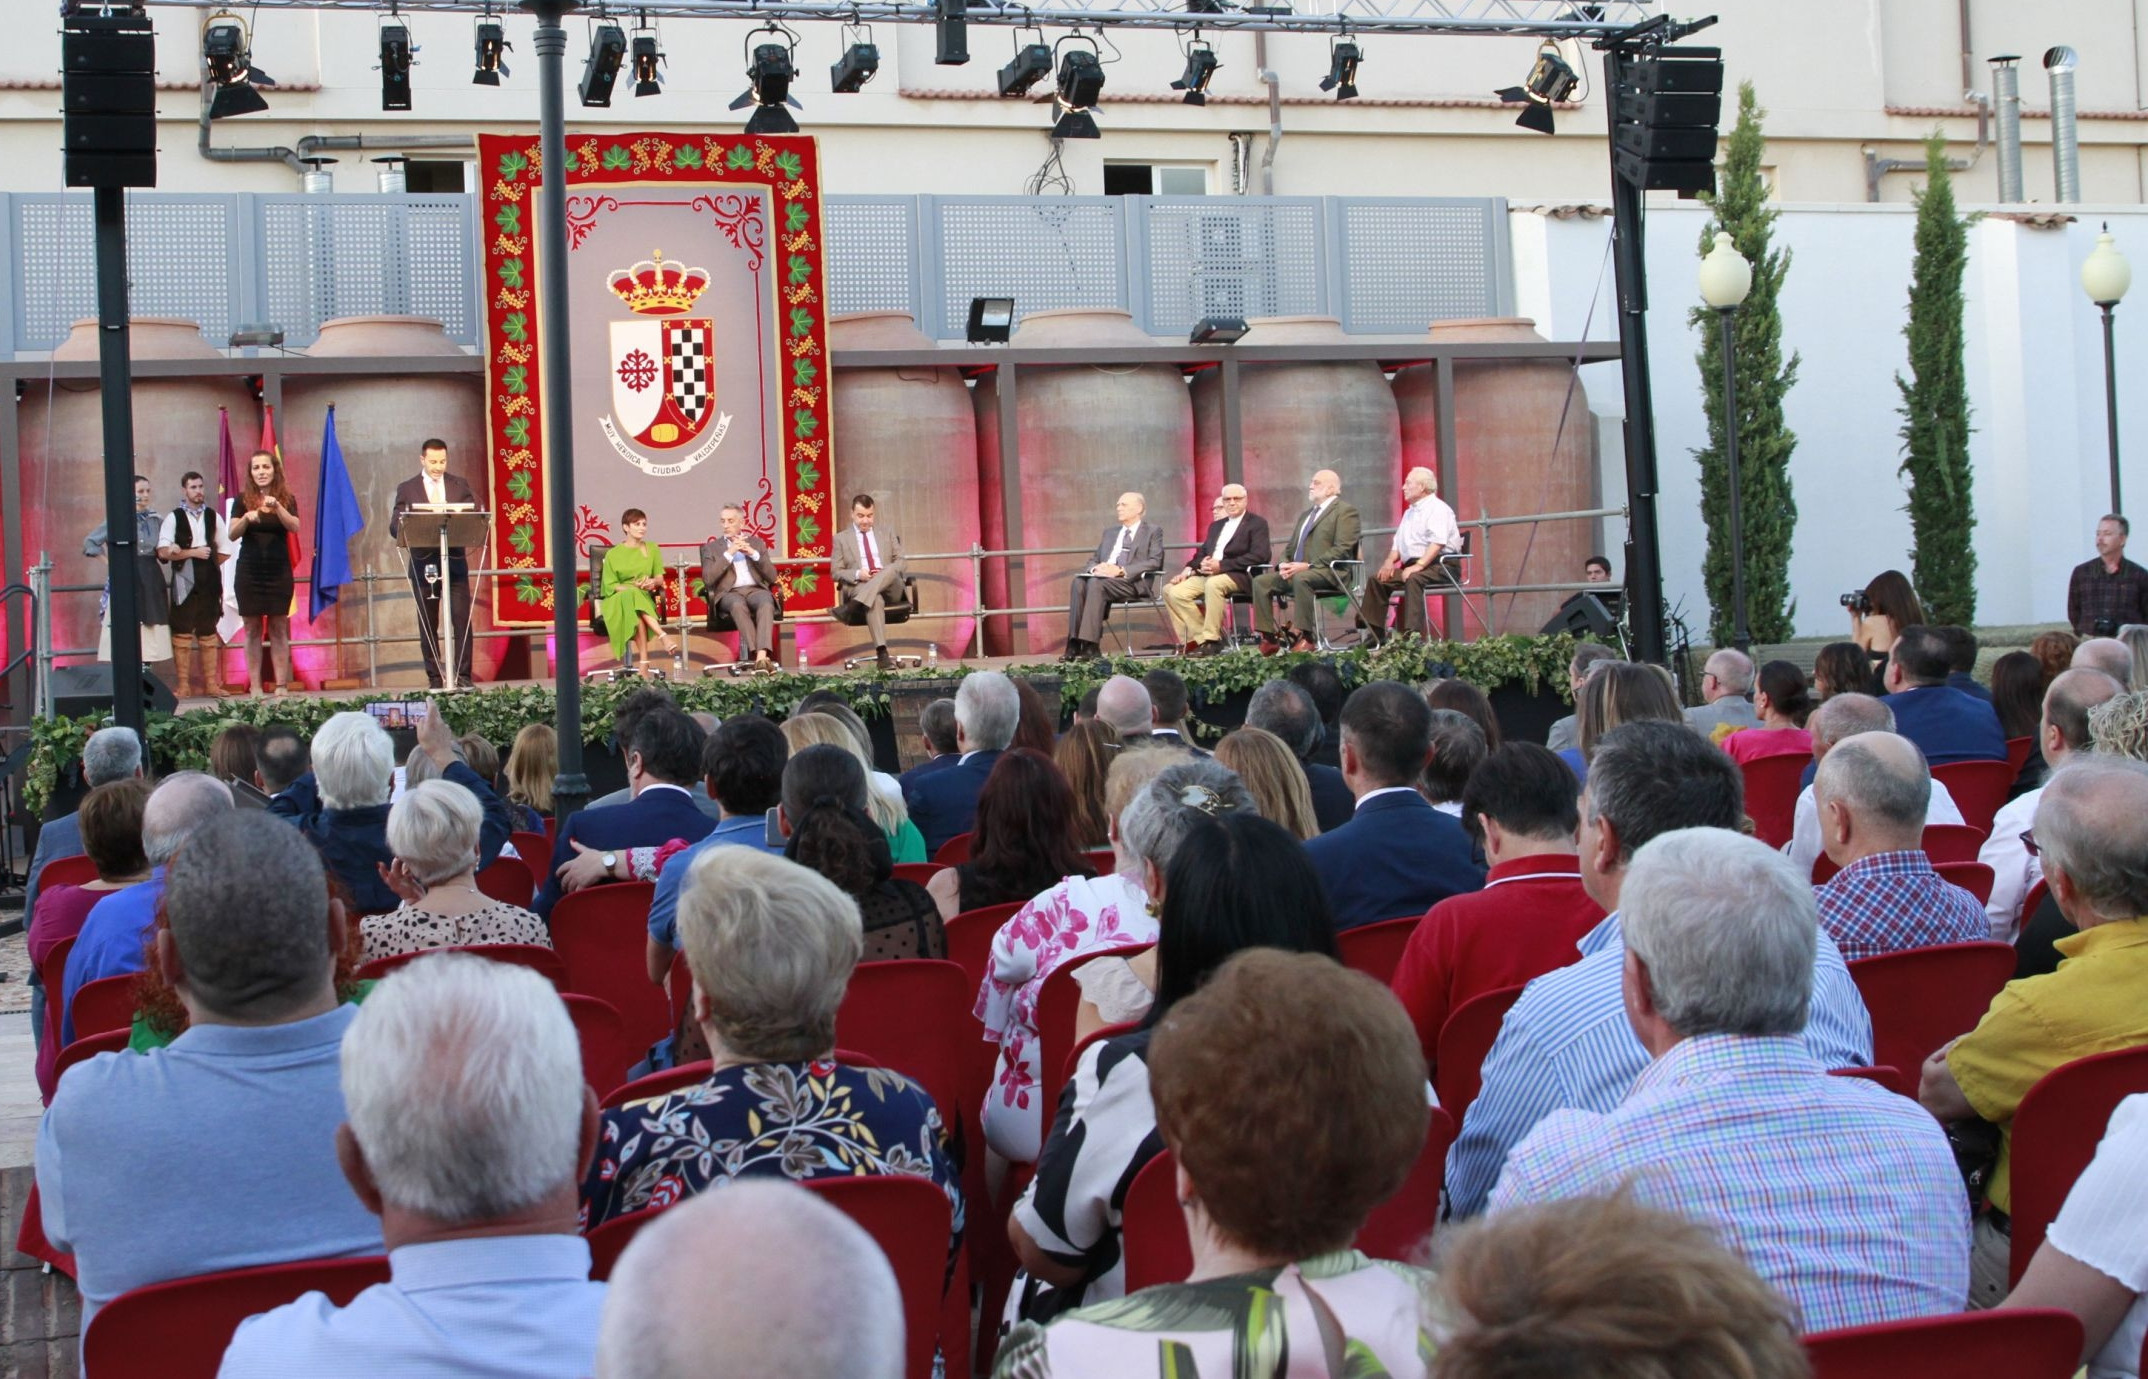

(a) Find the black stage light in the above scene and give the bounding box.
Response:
[967,296,1015,344]
[379,22,414,112]
[578,22,626,107]
[935,0,968,65]
[203,11,273,119]
[1319,38,1359,100]
[731,40,801,134]
[1496,43,1578,134]
[631,30,663,96]
[998,41,1053,97]
[830,40,879,92]
[1189,315,1249,344]
[1172,40,1219,105]
[472,18,510,85]
[1052,45,1104,139]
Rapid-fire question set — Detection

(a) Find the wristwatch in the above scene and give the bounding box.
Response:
[601,852,619,878]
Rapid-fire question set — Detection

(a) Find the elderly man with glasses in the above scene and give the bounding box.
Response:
[1162,485,1270,658]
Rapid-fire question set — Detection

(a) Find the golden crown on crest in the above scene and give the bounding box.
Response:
[606,250,711,316]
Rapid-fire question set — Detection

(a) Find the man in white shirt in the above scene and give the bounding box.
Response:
[830,494,906,672]
[1785,693,1962,880]
[704,504,779,671]
[1162,484,1270,657]
[156,471,232,699]
[1980,666,2124,941]
[1359,467,1461,645]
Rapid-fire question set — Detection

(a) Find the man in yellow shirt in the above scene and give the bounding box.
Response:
[1920,756,2148,1305]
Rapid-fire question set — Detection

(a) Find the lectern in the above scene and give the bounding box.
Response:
[397,508,490,692]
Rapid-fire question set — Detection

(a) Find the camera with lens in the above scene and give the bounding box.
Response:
[2095,617,2120,637]
[1840,590,1872,616]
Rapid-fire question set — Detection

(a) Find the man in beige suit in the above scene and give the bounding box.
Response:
[701,504,779,671]
[832,494,906,672]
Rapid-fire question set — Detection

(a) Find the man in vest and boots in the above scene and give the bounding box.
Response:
[157,471,231,700]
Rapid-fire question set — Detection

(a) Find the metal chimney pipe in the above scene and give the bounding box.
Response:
[1991,55,2023,202]
[299,155,338,194]
[373,154,408,194]
[2046,46,2081,203]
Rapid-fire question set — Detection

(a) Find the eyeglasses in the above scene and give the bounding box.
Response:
[2020,829,2040,859]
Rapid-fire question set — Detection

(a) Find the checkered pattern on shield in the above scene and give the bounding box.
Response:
[667,321,709,424]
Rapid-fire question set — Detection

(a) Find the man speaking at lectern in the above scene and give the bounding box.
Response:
[390,439,476,688]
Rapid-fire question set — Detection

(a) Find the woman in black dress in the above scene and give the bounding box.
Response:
[229,449,301,695]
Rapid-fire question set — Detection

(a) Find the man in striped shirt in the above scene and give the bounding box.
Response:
[1491,829,1969,1333]
[1812,732,1990,960]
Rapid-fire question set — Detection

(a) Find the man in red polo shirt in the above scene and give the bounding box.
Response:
[1390,742,1606,1065]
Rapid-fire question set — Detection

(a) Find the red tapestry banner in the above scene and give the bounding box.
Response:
[476,131,835,627]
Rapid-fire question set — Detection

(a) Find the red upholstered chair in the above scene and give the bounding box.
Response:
[1433,983,1527,1120]
[941,902,1023,998]
[69,974,137,1041]
[1032,946,1152,1135]
[1934,861,1996,905]
[932,831,974,866]
[1828,1064,1912,1097]
[2006,735,2035,774]
[550,882,670,1050]
[1354,1106,1458,1263]
[2021,878,2049,925]
[509,830,553,886]
[1920,822,1988,865]
[1844,941,2013,1080]
[586,1205,663,1280]
[355,943,567,988]
[1740,753,1809,849]
[1062,1019,1139,1089]
[1813,852,1842,884]
[34,854,98,895]
[1336,916,1423,987]
[891,862,945,888]
[14,1181,73,1277]
[1082,848,1115,875]
[37,934,76,1053]
[51,1029,129,1086]
[603,1059,715,1109]
[1931,760,2017,835]
[81,1255,392,1379]
[562,993,638,1100]
[834,959,971,1124]
[1804,1308,2082,1379]
[2008,1044,2148,1287]
[474,856,537,909]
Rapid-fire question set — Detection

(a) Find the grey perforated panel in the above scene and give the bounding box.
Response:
[1335,199,1503,333]
[932,198,1126,337]
[825,198,918,317]
[1143,199,1325,336]
[14,196,236,352]
[260,195,475,347]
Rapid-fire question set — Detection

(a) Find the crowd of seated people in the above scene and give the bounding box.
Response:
[28,612,2148,1379]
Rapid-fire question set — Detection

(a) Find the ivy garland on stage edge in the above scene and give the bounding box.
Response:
[23,633,1574,817]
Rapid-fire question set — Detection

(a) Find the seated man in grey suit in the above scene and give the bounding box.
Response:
[702,504,779,673]
[1064,491,1165,662]
[1684,648,1761,738]
[832,494,905,673]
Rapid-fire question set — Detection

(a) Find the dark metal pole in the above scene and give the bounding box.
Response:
[1718,307,1748,652]
[527,0,588,821]
[2104,302,2123,515]
[1604,46,1667,665]
[92,184,144,732]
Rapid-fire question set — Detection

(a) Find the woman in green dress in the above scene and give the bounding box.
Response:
[600,509,677,670]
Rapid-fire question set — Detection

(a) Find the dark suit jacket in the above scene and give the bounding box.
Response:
[390,473,478,576]
[1182,514,1274,593]
[1302,789,1484,931]
[1086,523,1166,583]
[1881,685,2008,767]
[1304,762,1355,833]
[1277,500,1362,572]
[902,748,1003,858]
[898,753,961,792]
[1947,671,1994,704]
[271,760,510,914]
[699,538,779,601]
[533,783,718,919]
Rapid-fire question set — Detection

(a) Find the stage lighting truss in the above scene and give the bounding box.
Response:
[1494,38,1577,132]
[202,9,275,118]
[578,16,627,106]
[472,10,510,83]
[630,15,665,95]
[1318,31,1359,99]
[1050,32,1105,138]
[378,11,416,111]
[996,24,1053,97]
[830,20,880,91]
[1171,31,1218,104]
[731,22,804,133]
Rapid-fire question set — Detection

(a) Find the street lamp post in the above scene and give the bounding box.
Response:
[2083,224,2132,515]
[1698,231,1755,652]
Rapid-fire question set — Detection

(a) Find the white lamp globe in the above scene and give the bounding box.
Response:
[1698,231,1754,310]
[2083,226,2132,308]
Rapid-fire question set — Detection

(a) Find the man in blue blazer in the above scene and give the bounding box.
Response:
[902,671,1020,858]
[533,707,716,919]
[898,698,961,791]
[1304,680,1484,930]
[1881,625,2007,767]
[1246,679,1353,832]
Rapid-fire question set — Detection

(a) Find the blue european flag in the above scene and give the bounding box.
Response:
[311,405,365,619]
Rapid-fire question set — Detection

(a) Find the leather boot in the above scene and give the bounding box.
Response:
[171,635,197,699]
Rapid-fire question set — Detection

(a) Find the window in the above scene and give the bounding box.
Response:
[403,160,468,194]
[1103,164,1210,196]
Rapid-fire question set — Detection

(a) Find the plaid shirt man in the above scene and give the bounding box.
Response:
[2068,555,2148,635]
[1490,1034,1970,1334]
[1815,850,1991,962]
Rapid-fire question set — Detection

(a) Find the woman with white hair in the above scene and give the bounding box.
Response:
[362,780,547,963]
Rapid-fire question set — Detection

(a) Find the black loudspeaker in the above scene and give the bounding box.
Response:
[51,663,177,721]
[1541,592,1623,642]
[62,10,158,189]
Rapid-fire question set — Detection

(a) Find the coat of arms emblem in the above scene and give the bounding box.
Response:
[600,250,732,476]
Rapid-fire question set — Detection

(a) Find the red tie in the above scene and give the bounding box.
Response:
[864,532,878,575]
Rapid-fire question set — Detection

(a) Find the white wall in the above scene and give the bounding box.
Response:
[1522,199,2148,636]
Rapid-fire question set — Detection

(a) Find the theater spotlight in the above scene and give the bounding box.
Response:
[472,15,510,85]
[578,20,626,107]
[967,296,1015,344]
[1495,42,1578,134]
[1051,37,1105,139]
[378,20,415,112]
[830,23,879,93]
[997,34,1053,98]
[731,28,803,134]
[1319,36,1360,100]
[1172,36,1219,105]
[630,24,664,97]
[203,10,273,119]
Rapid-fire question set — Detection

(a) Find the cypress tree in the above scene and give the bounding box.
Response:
[1897,134,1976,625]
[1689,82,1800,646]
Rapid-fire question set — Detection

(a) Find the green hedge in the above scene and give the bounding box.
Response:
[26,632,1575,816]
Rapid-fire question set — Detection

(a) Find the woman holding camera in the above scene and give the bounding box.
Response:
[1848,570,1925,661]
